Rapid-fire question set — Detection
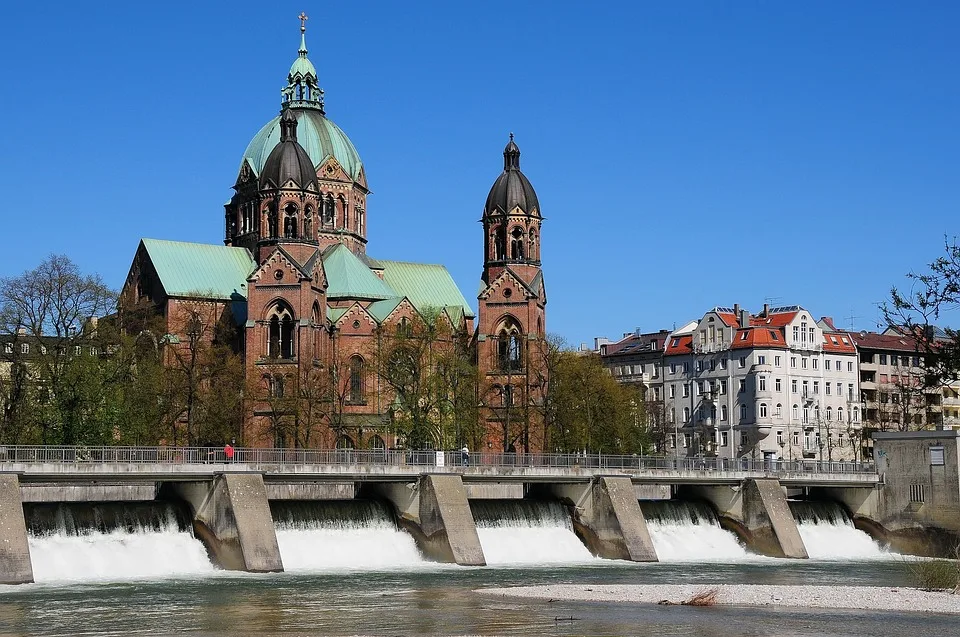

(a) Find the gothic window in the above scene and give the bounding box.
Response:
[267,302,295,359]
[496,317,523,372]
[323,195,335,225]
[397,317,410,337]
[494,226,506,260]
[510,227,525,260]
[303,206,313,239]
[339,197,348,230]
[349,355,365,403]
[357,204,365,236]
[528,229,537,259]
[369,435,386,451]
[283,202,298,238]
[503,384,514,407]
[492,384,503,406]
[336,435,355,450]
[267,374,284,398]
[267,205,278,238]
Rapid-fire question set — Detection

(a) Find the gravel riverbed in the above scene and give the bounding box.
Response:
[480,584,960,613]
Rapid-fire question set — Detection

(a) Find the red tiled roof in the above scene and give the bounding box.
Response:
[730,327,789,350]
[749,311,798,328]
[848,331,919,352]
[664,334,693,356]
[716,312,739,327]
[822,332,856,353]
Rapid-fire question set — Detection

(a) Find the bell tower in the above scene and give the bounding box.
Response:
[476,135,547,453]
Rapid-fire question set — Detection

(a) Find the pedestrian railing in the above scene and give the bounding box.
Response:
[0,445,877,475]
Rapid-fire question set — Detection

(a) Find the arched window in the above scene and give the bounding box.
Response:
[683,406,690,422]
[397,317,410,337]
[267,302,295,359]
[283,202,298,238]
[759,403,768,418]
[357,204,365,236]
[369,435,386,451]
[303,206,313,239]
[510,227,525,259]
[792,404,799,420]
[349,355,364,403]
[710,405,717,423]
[720,404,728,421]
[528,229,537,260]
[838,407,844,423]
[495,317,523,372]
[323,195,335,225]
[267,205,278,238]
[826,406,833,421]
[339,197,349,230]
[775,403,782,418]
[494,226,506,260]
[853,407,860,423]
[269,374,284,398]
[336,435,355,450]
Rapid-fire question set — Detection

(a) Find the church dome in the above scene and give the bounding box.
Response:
[258,110,318,190]
[484,134,540,216]
[240,18,364,183]
[245,110,363,182]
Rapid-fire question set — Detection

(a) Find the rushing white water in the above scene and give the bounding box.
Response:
[471,500,597,565]
[790,501,888,559]
[25,503,215,583]
[272,500,425,570]
[641,501,751,561]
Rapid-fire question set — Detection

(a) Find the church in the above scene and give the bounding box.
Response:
[121,16,547,451]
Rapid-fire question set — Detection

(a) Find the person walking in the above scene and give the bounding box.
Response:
[224,442,235,463]
[461,446,470,467]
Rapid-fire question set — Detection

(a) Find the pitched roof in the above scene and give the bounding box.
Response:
[322,244,396,301]
[731,327,789,350]
[822,331,857,353]
[378,260,475,319]
[664,334,693,356]
[367,298,404,323]
[140,238,255,301]
[849,331,920,352]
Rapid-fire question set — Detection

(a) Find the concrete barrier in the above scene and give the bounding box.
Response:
[167,474,283,572]
[741,479,808,558]
[373,475,486,566]
[20,483,157,502]
[544,477,658,562]
[0,474,33,584]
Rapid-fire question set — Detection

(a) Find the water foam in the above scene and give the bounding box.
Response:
[471,500,596,565]
[790,501,887,559]
[641,501,751,561]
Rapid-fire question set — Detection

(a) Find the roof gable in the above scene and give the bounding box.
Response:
[139,238,255,301]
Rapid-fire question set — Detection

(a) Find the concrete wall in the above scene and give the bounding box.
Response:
[543,477,657,562]
[372,476,486,566]
[463,482,524,500]
[265,481,356,500]
[0,474,33,585]
[873,431,960,556]
[167,474,284,572]
[20,483,157,502]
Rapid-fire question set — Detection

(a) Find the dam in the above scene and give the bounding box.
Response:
[1,443,920,585]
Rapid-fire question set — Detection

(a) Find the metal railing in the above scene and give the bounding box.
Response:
[0,445,877,475]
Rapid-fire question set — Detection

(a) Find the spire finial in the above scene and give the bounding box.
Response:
[503,132,520,170]
[509,132,514,141]
[299,12,308,32]
[298,12,309,55]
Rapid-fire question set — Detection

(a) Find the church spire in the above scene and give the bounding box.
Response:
[503,132,521,170]
[282,12,325,114]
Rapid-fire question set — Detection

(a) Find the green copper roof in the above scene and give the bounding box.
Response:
[327,307,348,323]
[378,260,475,319]
[322,244,397,301]
[140,239,255,301]
[367,298,404,323]
[243,109,363,181]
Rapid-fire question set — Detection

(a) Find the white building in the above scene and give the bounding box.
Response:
[661,305,861,461]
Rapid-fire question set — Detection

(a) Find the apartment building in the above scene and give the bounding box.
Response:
[660,305,861,461]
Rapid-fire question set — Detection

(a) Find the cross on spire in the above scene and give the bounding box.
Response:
[299,11,308,32]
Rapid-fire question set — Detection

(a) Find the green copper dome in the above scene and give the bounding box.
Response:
[241,19,363,183]
[243,109,363,182]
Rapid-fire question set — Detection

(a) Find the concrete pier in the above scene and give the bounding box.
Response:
[546,476,658,561]
[741,479,808,558]
[0,474,33,585]
[375,475,485,566]
[168,474,283,572]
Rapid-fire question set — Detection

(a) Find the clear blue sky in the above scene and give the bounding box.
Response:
[1,1,958,345]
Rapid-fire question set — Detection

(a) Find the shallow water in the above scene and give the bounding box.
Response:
[1,560,953,637]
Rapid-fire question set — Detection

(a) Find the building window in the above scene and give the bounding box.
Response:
[802,357,808,369]
[792,379,798,394]
[496,318,524,371]
[848,361,854,372]
[669,363,676,375]
[738,357,746,368]
[791,357,797,368]
[2,343,11,354]
[682,383,690,398]
[739,404,748,421]
[775,378,782,392]
[758,355,766,365]
[267,302,296,359]
[760,403,768,418]
[683,362,690,373]
[775,355,781,367]
[759,376,767,391]
[803,407,809,424]
[349,355,365,403]
[669,384,676,398]
[720,431,729,447]
[720,405,728,421]
[738,379,746,394]
[775,403,782,418]
[696,359,704,372]
[793,430,800,446]
[776,430,784,444]
[683,407,690,422]
[813,381,819,395]
[283,202,299,238]
[853,407,860,422]
[20,343,29,354]
[719,380,727,394]
[826,406,833,421]
[825,359,831,371]
[838,407,844,422]
[826,383,832,396]
[812,358,819,370]
[719,358,727,370]
[669,408,675,424]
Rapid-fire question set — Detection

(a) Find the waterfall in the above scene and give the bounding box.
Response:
[789,501,887,559]
[640,500,750,561]
[24,502,215,583]
[271,500,425,570]
[470,499,596,565]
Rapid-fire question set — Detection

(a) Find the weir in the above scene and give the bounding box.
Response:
[789,500,886,559]
[639,500,749,561]
[471,499,595,564]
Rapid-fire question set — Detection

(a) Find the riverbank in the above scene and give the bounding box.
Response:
[481,584,960,613]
